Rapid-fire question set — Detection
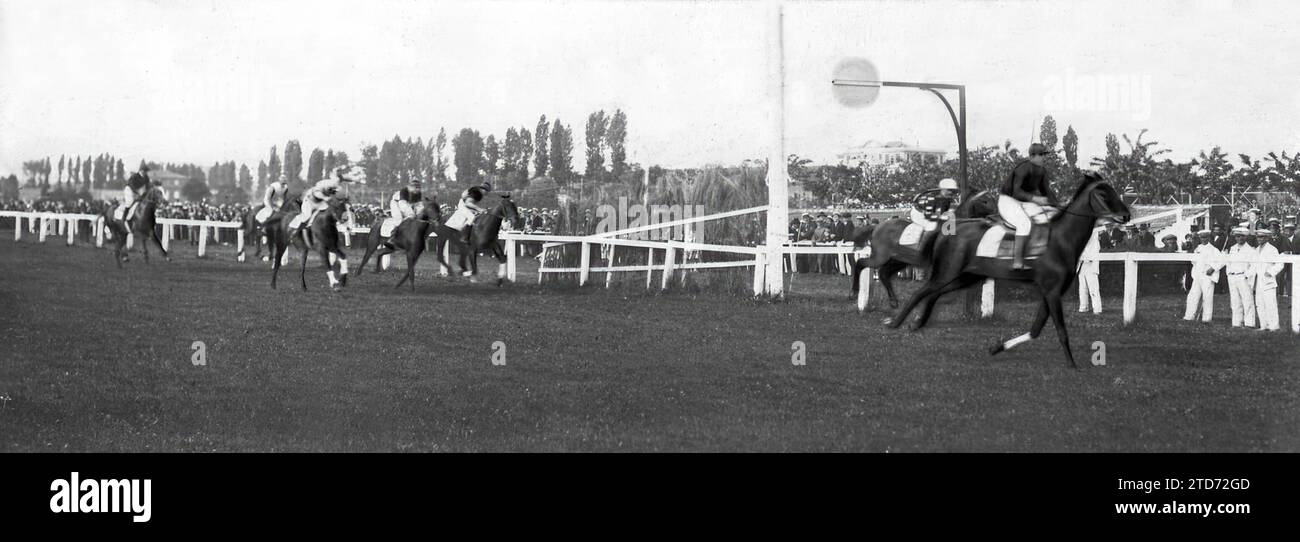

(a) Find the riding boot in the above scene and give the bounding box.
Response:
[1011,236,1030,270]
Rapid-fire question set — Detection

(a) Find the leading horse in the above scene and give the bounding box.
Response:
[433,195,522,286]
[885,173,1130,368]
[102,188,169,268]
[850,189,999,308]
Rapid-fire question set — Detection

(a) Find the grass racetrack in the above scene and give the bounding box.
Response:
[2,231,1298,452]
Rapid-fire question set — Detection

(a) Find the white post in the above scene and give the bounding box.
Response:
[1123,255,1138,325]
[505,238,517,282]
[980,279,996,317]
[753,253,766,296]
[162,224,171,251]
[856,265,871,312]
[236,227,244,255]
[537,245,546,285]
[605,244,615,288]
[95,217,103,247]
[13,216,20,241]
[645,247,654,289]
[661,245,676,290]
[579,241,591,286]
[66,219,75,246]
[1292,261,1299,334]
[198,225,209,257]
[39,216,47,243]
[763,1,788,297]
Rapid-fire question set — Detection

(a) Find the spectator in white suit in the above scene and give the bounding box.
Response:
[1183,230,1222,323]
[1225,227,1257,328]
[1077,228,1102,314]
[1252,229,1284,331]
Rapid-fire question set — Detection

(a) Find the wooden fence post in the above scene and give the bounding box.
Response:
[661,246,676,290]
[753,253,766,296]
[95,217,103,247]
[856,265,871,312]
[198,225,209,257]
[579,241,591,286]
[1123,254,1138,324]
[505,238,517,282]
[605,245,615,288]
[1292,261,1299,334]
[981,279,996,318]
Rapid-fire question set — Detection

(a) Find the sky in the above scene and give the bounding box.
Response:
[2,0,1298,179]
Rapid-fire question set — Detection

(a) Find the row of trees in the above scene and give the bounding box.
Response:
[21,155,129,191]
[795,115,1300,208]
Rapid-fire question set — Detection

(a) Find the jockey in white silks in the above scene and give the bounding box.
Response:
[256,175,290,224]
[445,181,492,245]
[116,166,152,222]
[288,166,363,238]
[997,143,1060,269]
[379,180,423,237]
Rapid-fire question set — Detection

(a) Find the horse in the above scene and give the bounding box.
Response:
[102,189,169,268]
[884,173,1130,369]
[356,197,445,290]
[270,196,351,291]
[433,195,523,286]
[849,189,999,308]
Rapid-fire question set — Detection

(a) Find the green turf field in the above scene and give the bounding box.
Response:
[1,233,1297,451]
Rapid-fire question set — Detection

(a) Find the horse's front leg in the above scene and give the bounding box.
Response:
[1044,293,1078,369]
[990,298,1050,355]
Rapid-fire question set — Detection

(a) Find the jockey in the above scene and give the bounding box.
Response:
[998,143,1059,269]
[389,180,424,222]
[288,167,359,238]
[909,177,959,231]
[120,165,152,222]
[446,180,492,244]
[256,174,290,223]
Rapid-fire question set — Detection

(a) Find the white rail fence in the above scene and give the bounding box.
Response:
[8,210,1296,333]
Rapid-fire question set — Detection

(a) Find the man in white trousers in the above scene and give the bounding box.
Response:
[1225,227,1257,328]
[1252,229,1284,331]
[1077,228,1102,314]
[1183,230,1222,323]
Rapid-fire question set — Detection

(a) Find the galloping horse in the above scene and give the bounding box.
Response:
[850,190,999,308]
[884,173,1130,368]
[270,196,351,291]
[357,197,445,290]
[433,195,522,285]
[102,188,169,268]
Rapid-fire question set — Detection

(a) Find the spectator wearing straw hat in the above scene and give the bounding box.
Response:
[1225,227,1257,328]
[1252,229,1283,331]
[1183,231,1222,324]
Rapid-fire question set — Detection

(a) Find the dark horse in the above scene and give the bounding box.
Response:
[885,173,1129,368]
[850,189,999,308]
[102,189,169,268]
[270,196,351,291]
[356,197,445,290]
[433,195,522,286]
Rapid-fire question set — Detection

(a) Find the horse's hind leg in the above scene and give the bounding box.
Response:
[152,229,170,261]
[300,247,310,291]
[910,273,983,331]
[887,283,936,328]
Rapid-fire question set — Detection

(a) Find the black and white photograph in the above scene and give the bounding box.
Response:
[2,0,1298,519]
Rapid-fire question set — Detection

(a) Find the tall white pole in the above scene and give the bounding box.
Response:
[764,1,788,297]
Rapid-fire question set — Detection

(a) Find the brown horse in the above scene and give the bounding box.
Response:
[357,197,445,290]
[884,173,1130,369]
[433,195,522,286]
[102,189,169,268]
[270,196,350,291]
[850,189,999,308]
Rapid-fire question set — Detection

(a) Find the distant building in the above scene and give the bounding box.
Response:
[150,169,191,201]
[837,140,946,168]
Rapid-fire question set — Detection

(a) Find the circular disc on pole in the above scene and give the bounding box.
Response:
[832,57,881,108]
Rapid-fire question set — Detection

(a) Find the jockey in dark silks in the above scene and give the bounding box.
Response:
[997,143,1060,269]
[910,177,959,231]
[446,181,492,244]
[119,165,152,222]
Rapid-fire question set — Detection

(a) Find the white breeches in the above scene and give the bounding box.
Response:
[1077,271,1101,313]
[997,195,1045,237]
[1255,283,1279,330]
[909,208,938,232]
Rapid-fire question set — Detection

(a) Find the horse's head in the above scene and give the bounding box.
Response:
[1073,172,1130,225]
[497,194,523,230]
[327,195,351,221]
[959,189,998,219]
[421,195,443,223]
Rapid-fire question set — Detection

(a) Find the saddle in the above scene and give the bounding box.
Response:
[975,221,1051,262]
[380,216,406,237]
